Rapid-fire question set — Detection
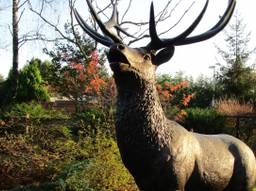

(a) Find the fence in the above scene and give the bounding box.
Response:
[226,115,256,138]
[225,115,256,153]
[42,100,98,113]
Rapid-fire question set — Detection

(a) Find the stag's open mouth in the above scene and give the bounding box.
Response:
[107,48,130,66]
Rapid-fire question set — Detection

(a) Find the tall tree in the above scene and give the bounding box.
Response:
[215,12,256,101]
[11,0,19,99]
[0,74,4,83]
[0,0,59,101]
[43,23,108,111]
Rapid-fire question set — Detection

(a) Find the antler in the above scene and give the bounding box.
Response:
[74,0,123,47]
[75,0,236,50]
[147,0,236,51]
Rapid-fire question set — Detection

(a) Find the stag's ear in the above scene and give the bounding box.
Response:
[152,47,175,66]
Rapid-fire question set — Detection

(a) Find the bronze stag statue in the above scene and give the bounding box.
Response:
[74,0,256,190]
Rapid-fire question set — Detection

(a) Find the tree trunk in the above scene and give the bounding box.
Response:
[12,0,19,100]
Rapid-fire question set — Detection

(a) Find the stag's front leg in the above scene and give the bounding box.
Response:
[133,174,185,191]
[168,188,185,191]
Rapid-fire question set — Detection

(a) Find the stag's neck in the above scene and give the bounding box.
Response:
[115,80,168,147]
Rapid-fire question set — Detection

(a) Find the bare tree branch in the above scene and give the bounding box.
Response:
[158,1,195,36]
[28,0,75,44]
[120,0,132,22]
[155,0,172,22]
[8,24,13,36]
[126,0,194,45]
[157,0,185,23]
[18,0,29,9]
[120,20,148,27]
[18,33,64,48]
[128,34,149,46]
[17,8,25,23]
[22,0,195,51]
[95,1,112,20]
[109,0,193,45]
[39,0,45,14]
[69,0,88,58]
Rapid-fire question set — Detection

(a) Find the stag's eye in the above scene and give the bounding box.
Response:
[143,54,151,61]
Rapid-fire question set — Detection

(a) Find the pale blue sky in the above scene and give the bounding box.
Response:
[0,0,255,79]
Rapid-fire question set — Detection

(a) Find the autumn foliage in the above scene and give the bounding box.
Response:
[156,80,195,120]
[55,50,111,111]
[66,51,106,95]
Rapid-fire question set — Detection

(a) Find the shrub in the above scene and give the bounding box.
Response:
[0,104,137,191]
[0,102,70,138]
[215,98,254,115]
[16,59,49,102]
[0,70,14,105]
[3,102,68,119]
[156,75,195,120]
[189,77,215,108]
[76,132,138,191]
[0,76,4,105]
[0,134,54,190]
[55,161,95,191]
[0,73,4,82]
[73,108,105,126]
[0,59,49,106]
[11,181,66,191]
[47,131,137,191]
[180,108,227,134]
[72,108,115,136]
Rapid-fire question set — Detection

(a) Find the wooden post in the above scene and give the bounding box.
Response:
[235,116,240,138]
[25,113,30,135]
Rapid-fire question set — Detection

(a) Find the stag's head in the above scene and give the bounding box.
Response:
[74,0,235,87]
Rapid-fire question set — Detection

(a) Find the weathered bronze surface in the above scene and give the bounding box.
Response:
[75,0,256,190]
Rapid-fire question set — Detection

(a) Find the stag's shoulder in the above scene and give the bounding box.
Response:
[164,119,198,146]
[166,119,191,135]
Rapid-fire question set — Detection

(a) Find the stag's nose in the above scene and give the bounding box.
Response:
[117,44,125,50]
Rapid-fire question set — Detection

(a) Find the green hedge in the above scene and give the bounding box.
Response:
[181,108,228,134]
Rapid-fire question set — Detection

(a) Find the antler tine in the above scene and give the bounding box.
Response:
[105,0,118,28]
[174,0,236,45]
[74,9,114,47]
[162,0,209,47]
[106,0,137,39]
[85,0,122,44]
[147,2,163,50]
